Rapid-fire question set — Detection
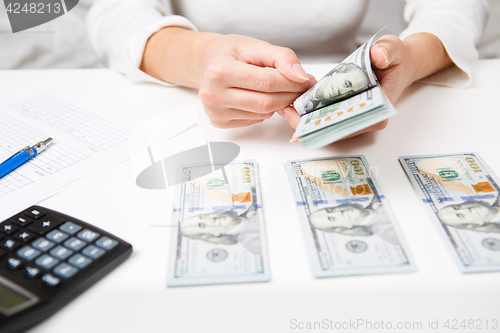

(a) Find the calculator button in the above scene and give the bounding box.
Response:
[63,237,87,251]
[25,208,45,219]
[32,238,56,252]
[53,263,79,279]
[82,245,105,260]
[41,274,61,287]
[7,257,23,269]
[0,234,4,241]
[25,266,42,278]
[11,216,33,227]
[68,254,93,269]
[14,231,36,243]
[46,230,69,243]
[95,237,118,251]
[1,238,22,251]
[17,246,41,261]
[49,246,74,260]
[1,223,19,235]
[35,254,60,270]
[59,222,82,235]
[77,229,100,242]
[0,249,6,258]
[28,218,63,235]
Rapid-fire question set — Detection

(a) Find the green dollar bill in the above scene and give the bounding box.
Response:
[285,155,415,278]
[293,32,379,116]
[167,161,270,286]
[399,152,500,273]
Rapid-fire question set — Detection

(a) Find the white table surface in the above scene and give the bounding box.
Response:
[1,60,500,333]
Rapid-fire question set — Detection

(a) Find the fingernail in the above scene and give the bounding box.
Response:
[380,46,389,67]
[276,108,287,121]
[289,136,299,143]
[292,64,309,81]
[305,78,315,90]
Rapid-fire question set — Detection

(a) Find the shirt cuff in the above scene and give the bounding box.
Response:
[123,15,197,86]
[399,28,472,88]
[399,0,487,89]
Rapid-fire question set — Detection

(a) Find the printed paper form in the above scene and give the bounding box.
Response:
[0,75,164,221]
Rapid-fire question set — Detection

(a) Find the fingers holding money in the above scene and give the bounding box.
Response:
[196,36,317,128]
[371,35,404,70]
[276,105,302,129]
[218,61,313,93]
[279,33,448,146]
[276,34,402,145]
[142,29,317,129]
[200,88,307,129]
[200,87,308,114]
[370,35,411,105]
[372,33,453,106]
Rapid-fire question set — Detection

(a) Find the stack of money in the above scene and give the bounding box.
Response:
[400,152,500,273]
[293,33,397,149]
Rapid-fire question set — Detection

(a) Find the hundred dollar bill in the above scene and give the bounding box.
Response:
[285,156,415,278]
[291,30,397,149]
[167,161,269,286]
[293,33,379,115]
[399,152,500,273]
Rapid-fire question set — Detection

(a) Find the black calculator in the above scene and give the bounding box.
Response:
[0,206,132,333]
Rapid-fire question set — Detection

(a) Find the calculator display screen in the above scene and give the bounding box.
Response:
[0,284,31,310]
[0,282,38,316]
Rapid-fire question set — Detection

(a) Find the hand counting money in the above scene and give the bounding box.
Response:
[399,152,500,273]
[167,161,270,287]
[285,155,415,278]
[293,32,397,149]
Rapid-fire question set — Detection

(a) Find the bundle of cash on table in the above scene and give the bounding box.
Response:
[293,33,397,149]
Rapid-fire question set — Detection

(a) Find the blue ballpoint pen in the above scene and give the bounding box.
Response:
[0,138,53,179]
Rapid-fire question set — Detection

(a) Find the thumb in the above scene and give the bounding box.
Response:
[277,105,302,129]
[370,35,403,69]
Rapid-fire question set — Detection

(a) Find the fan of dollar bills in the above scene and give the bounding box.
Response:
[293,33,397,149]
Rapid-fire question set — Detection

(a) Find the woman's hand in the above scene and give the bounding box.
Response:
[278,33,453,141]
[141,27,316,128]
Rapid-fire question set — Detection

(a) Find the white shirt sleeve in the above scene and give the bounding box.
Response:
[86,0,197,86]
[87,0,489,88]
[400,0,489,88]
